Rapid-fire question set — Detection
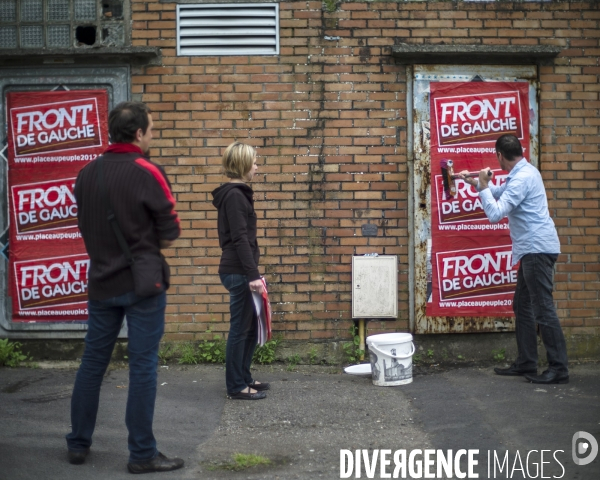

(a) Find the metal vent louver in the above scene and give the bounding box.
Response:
[177,3,279,56]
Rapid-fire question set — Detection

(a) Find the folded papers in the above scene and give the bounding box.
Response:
[252,277,272,346]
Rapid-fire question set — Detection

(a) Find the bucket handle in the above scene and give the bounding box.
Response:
[369,342,415,360]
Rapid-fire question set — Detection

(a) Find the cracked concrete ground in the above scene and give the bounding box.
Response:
[0,362,598,479]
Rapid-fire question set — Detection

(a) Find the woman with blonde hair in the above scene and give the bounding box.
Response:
[211,142,268,400]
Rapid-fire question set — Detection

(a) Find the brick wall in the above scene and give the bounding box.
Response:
[129,0,600,345]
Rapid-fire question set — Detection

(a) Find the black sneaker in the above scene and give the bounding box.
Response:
[67,448,90,465]
[127,452,184,474]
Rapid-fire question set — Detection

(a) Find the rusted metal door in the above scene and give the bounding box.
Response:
[0,66,128,337]
[410,65,539,334]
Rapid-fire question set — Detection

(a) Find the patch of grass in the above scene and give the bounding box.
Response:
[209,453,272,471]
[492,348,506,362]
[178,343,199,365]
[161,335,278,366]
[253,336,281,365]
[233,453,271,469]
[0,339,31,367]
[342,325,365,365]
[197,339,226,363]
[158,343,177,364]
[426,349,434,359]
[308,347,318,365]
[286,353,301,371]
[323,0,338,13]
[173,339,227,365]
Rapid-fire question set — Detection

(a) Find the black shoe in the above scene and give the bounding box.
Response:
[249,381,270,391]
[227,388,267,400]
[68,448,90,465]
[494,363,537,376]
[127,452,184,474]
[524,370,569,385]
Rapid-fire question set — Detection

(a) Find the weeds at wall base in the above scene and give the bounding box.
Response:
[342,325,365,366]
[158,336,282,366]
[0,339,32,367]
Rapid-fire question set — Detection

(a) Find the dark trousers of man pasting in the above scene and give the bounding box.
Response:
[513,253,568,374]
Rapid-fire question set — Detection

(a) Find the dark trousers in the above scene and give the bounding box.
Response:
[66,291,166,463]
[513,254,568,374]
[220,273,257,394]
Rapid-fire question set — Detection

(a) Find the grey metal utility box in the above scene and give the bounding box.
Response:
[352,255,398,318]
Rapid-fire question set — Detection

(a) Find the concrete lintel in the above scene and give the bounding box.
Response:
[161,0,278,3]
[0,47,161,67]
[392,44,562,65]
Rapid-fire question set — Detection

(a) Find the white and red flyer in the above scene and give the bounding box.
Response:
[13,254,90,313]
[6,90,109,322]
[427,82,530,317]
[11,177,78,235]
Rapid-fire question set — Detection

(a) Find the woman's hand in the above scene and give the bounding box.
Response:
[249,279,264,295]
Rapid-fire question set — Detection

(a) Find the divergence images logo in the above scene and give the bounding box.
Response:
[572,431,598,466]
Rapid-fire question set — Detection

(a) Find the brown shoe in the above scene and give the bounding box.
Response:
[127,452,184,474]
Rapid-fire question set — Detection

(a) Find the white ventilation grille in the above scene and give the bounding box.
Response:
[177,3,279,56]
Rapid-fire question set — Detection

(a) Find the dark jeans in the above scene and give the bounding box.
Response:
[513,253,568,374]
[220,273,257,394]
[66,291,166,463]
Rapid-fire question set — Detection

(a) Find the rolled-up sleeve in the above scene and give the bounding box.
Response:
[479,176,527,224]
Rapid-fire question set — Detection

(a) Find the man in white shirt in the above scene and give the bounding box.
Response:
[460,134,569,384]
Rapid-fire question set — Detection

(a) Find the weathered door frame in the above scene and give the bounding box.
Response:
[407,64,539,334]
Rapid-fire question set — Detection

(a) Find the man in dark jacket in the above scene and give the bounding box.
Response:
[66,102,183,473]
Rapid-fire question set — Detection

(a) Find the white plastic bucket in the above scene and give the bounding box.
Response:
[366,333,414,386]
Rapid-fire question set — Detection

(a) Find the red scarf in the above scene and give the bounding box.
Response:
[104,143,144,155]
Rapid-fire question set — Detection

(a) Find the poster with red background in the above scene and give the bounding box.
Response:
[426,82,530,317]
[7,90,108,322]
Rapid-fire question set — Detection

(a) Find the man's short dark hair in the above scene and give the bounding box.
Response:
[495,134,523,161]
[108,102,151,144]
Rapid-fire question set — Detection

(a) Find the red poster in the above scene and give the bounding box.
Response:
[9,97,104,157]
[435,245,517,302]
[11,177,78,235]
[427,82,530,317]
[6,90,109,322]
[14,254,89,313]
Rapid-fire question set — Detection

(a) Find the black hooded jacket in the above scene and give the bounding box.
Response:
[211,182,260,281]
